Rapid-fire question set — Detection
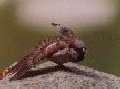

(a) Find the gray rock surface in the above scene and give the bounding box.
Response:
[0,61,120,89]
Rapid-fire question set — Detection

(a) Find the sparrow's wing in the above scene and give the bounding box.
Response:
[1,37,66,81]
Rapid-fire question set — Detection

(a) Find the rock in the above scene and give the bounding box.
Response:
[0,61,120,89]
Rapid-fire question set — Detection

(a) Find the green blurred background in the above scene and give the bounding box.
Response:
[0,0,120,76]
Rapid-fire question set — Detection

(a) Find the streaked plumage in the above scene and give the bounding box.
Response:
[0,23,86,81]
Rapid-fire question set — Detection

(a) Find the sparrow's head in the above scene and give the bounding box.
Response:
[51,23,74,36]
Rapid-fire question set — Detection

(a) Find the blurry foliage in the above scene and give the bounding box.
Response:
[0,0,120,76]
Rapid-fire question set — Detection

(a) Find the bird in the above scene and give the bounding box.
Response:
[0,23,86,81]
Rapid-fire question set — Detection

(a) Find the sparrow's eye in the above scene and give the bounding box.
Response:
[82,47,86,52]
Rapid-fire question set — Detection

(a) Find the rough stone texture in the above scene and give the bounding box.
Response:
[0,61,120,89]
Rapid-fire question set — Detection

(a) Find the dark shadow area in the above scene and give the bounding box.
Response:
[22,65,100,79]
